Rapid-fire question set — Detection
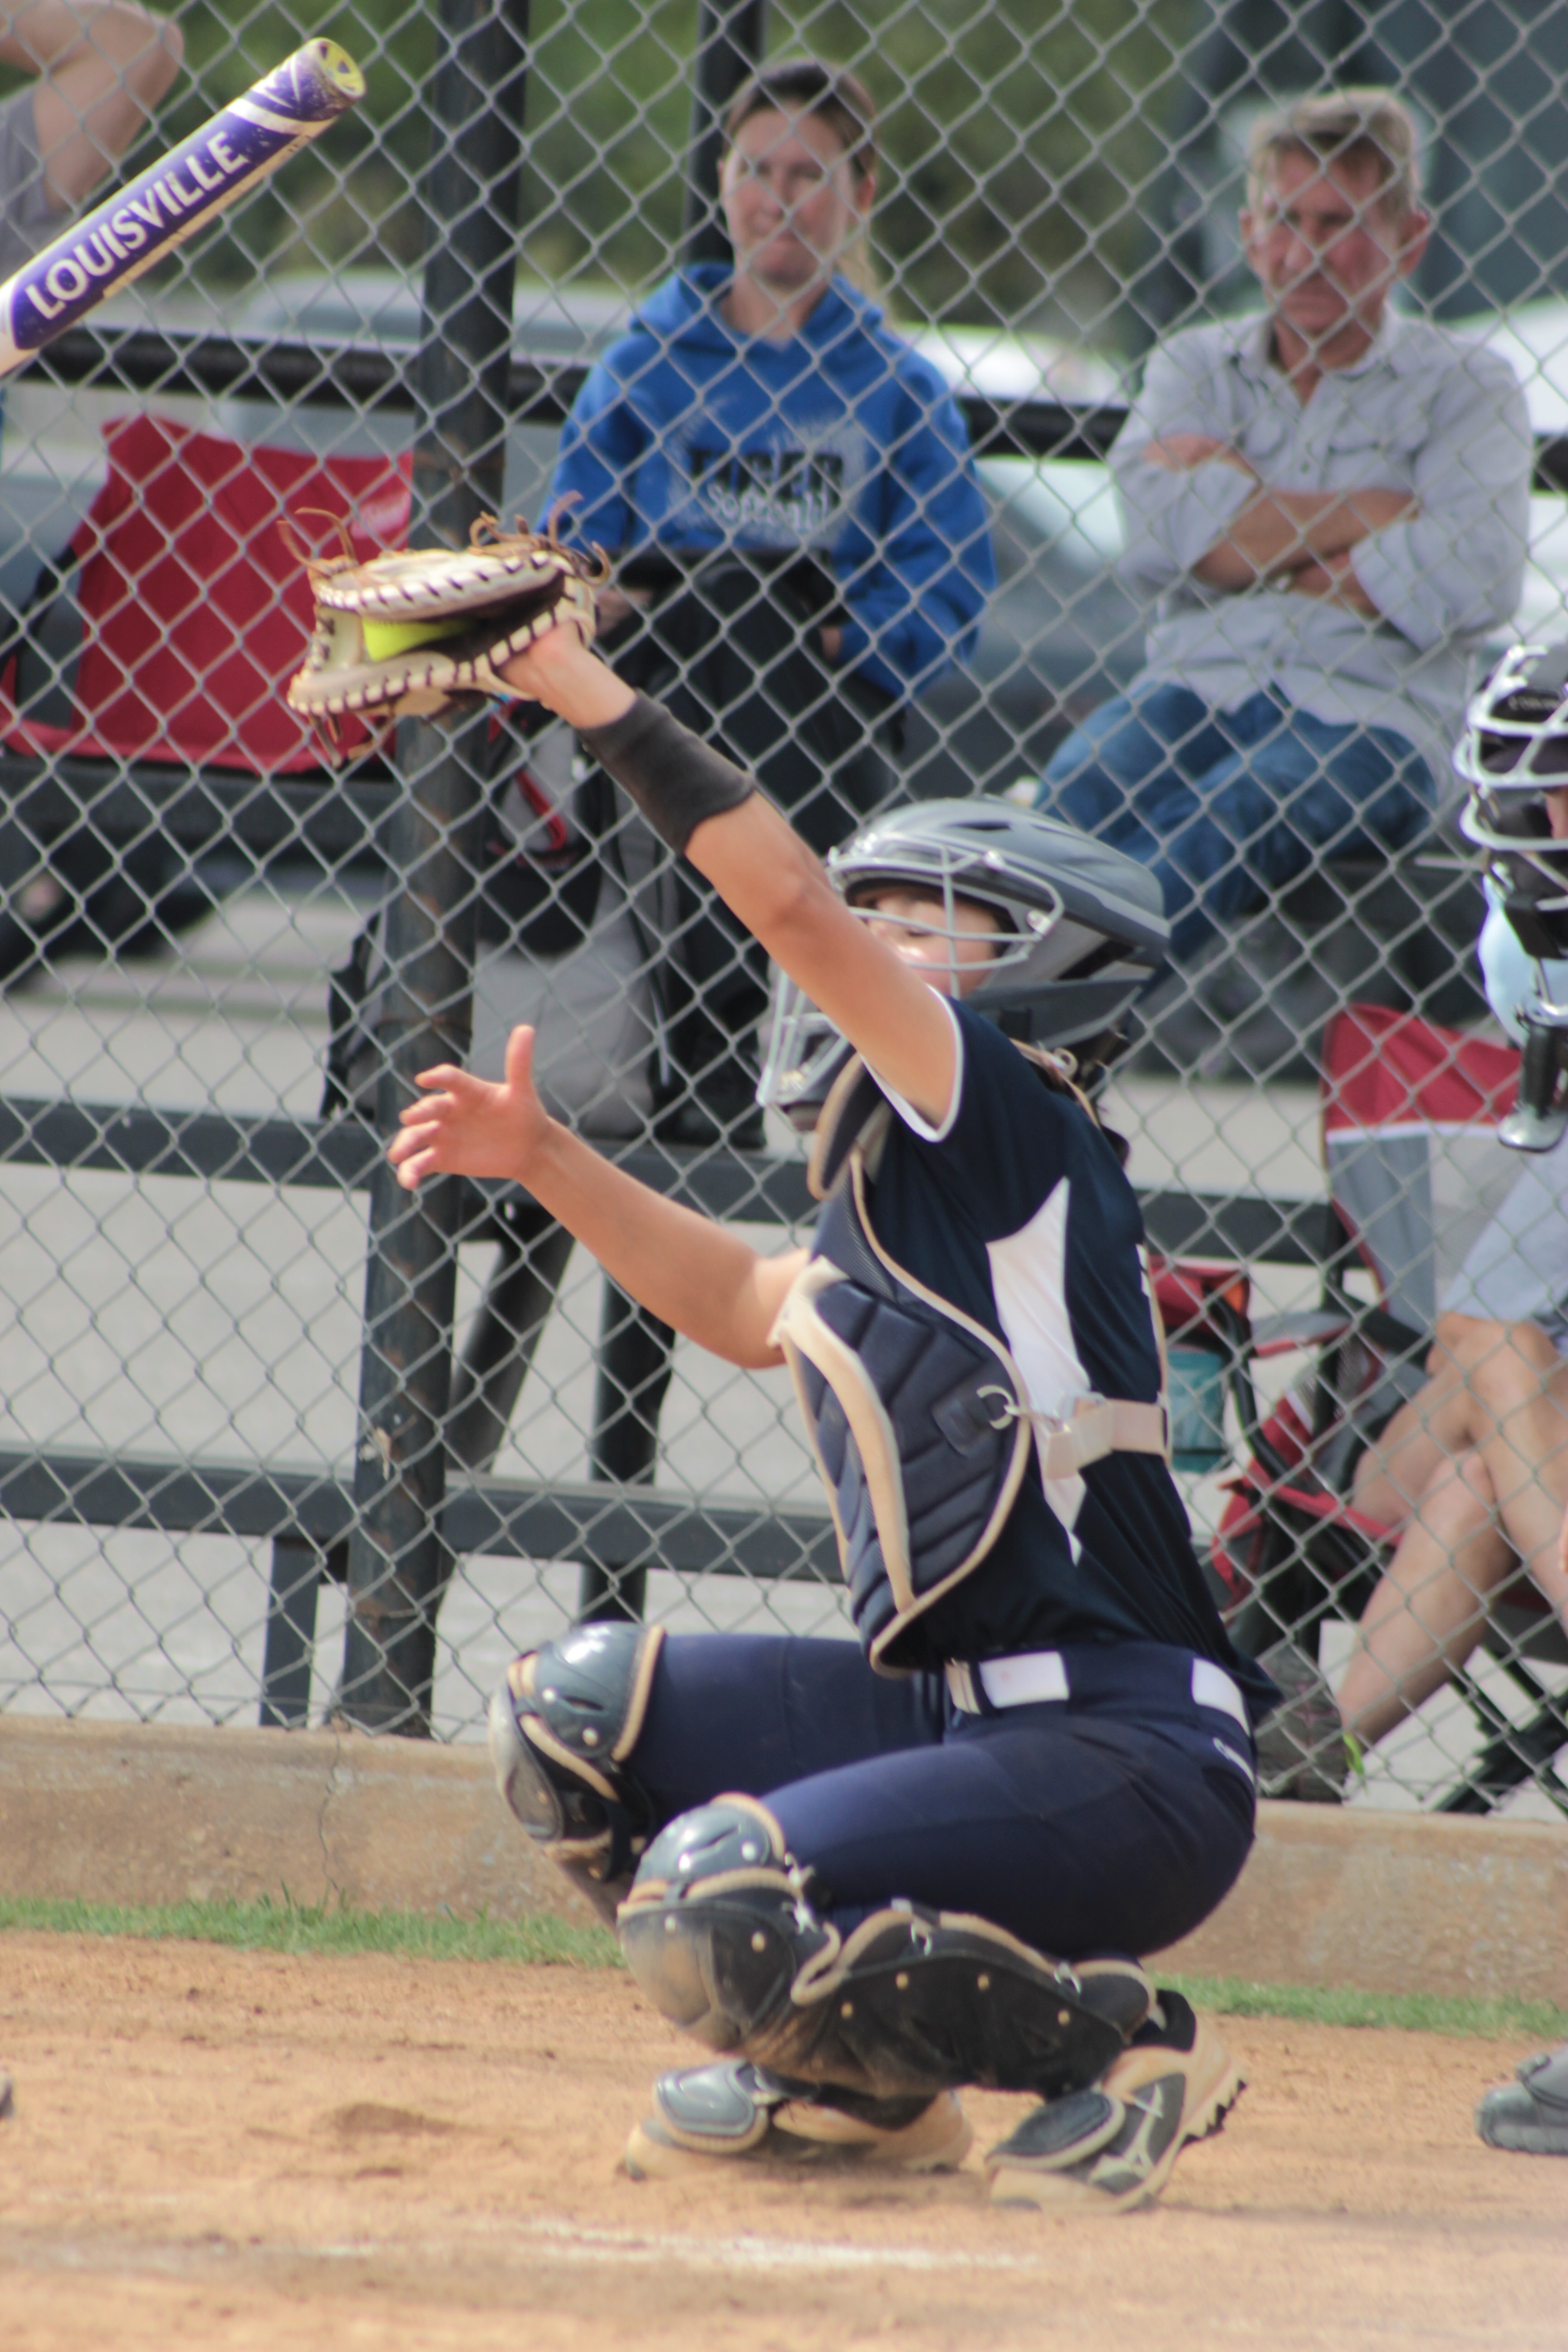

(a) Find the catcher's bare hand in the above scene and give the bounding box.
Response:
[498,623,636,730]
[390,1025,551,1191]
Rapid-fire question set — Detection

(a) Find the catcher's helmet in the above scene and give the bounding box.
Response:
[758,799,1169,1125]
[1456,642,1568,962]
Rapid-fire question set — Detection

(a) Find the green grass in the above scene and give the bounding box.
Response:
[1164,1971,1568,2045]
[3,1895,1564,2043]
[0,1891,620,1968]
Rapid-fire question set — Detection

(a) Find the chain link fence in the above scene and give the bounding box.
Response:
[1,0,1567,1819]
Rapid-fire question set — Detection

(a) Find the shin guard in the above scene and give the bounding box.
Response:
[618,1795,1151,2101]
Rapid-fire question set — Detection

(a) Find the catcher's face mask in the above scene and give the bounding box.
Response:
[1455,642,1568,1151]
[757,969,851,1131]
[757,801,1169,1127]
[756,881,1027,1130]
[1457,642,1568,963]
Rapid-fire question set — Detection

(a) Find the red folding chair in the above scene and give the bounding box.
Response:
[0,413,411,974]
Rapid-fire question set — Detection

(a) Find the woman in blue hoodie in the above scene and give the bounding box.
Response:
[546,59,995,1146]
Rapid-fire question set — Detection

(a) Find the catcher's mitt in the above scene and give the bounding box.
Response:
[286,515,607,722]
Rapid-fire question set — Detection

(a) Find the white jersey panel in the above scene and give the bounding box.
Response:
[986,1176,1088,1534]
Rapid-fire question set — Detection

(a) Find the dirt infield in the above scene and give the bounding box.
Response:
[3,1933,1567,2350]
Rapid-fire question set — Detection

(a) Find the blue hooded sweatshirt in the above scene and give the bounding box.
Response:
[545,265,995,705]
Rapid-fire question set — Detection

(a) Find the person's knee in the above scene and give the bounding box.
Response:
[617,1794,1152,2100]
[1462,1319,1561,1412]
[1421,1445,1499,1533]
[488,1621,666,1922]
[1430,1313,1501,1377]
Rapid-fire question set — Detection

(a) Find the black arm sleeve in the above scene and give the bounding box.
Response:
[578,694,755,854]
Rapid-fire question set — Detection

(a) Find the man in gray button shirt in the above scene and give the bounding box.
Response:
[1038,91,1532,961]
[0,1,182,279]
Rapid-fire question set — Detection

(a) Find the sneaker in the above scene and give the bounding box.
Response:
[625,2058,972,2181]
[1476,2043,1568,2155]
[985,1992,1242,2215]
[1254,1637,1349,1803]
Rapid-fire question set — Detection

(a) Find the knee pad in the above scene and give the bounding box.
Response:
[488,1621,664,1924]
[618,1795,1151,2102]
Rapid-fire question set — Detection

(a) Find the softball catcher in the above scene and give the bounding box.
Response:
[327,545,1277,2213]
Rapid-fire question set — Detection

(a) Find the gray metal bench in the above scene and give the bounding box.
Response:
[0,1084,1337,1725]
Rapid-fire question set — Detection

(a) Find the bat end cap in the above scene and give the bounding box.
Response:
[304,40,367,109]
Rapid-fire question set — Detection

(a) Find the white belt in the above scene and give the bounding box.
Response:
[946,1649,1249,1733]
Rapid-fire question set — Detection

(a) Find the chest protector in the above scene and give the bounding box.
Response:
[770,1054,1168,1674]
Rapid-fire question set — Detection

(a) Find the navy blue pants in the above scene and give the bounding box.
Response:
[628,1634,1256,1962]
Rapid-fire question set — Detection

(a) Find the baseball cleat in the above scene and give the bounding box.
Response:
[1476,2043,1568,2155]
[624,2058,973,2180]
[984,1992,1242,2215]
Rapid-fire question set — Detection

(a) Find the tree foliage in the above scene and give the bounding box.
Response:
[7,0,1205,344]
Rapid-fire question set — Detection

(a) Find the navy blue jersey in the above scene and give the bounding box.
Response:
[847,1000,1273,1718]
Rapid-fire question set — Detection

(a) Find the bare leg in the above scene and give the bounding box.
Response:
[1341,1321,1568,1748]
[1459,1323,1568,1617]
[1338,1449,1513,1746]
[1353,1315,1515,1533]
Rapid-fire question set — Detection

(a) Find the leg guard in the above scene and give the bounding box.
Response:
[624,2058,972,2180]
[984,1991,1244,2215]
[618,1794,1151,2102]
[488,1621,664,1925]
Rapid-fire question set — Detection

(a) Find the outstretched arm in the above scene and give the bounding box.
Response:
[390,1026,805,1369]
[495,626,961,1126]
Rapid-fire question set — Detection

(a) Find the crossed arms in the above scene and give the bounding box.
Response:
[1138,432,1410,616]
[1115,336,1531,649]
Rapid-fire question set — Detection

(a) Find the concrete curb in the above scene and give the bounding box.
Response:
[0,1715,603,1935]
[3,1716,1566,2003]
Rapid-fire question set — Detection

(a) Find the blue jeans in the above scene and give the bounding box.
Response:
[1039,684,1435,960]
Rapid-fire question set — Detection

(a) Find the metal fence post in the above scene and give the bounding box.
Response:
[338,0,531,1732]
[681,0,769,269]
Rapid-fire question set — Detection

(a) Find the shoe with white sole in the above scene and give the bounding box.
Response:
[985,1992,1241,2214]
[625,2058,973,2181]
